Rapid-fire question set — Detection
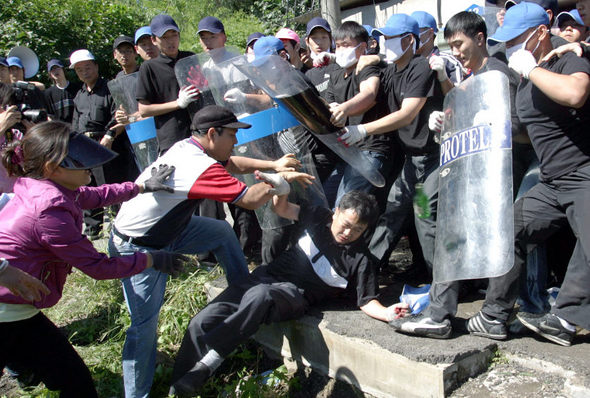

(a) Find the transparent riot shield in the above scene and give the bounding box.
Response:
[175,52,327,229]
[232,55,385,188]
[108,73,158,171]
[433,70,513,282]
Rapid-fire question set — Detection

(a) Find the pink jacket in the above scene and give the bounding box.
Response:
[0,177,148,308]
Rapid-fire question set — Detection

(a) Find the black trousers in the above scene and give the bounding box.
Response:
[171,267,308,384]
[0,312,97,398]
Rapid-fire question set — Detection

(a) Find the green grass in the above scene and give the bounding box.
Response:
[1,260,295,398]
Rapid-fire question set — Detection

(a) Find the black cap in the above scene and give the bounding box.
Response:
[47,59,63,72]
[246,32,264,48]
[0,57,7,67]
[306,17,331,36]
[197,16,225,34]
[191,105,252,131]
[113,35,135,50]
[59,132,118,170]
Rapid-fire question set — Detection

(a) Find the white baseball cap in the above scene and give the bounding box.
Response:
[69,49,95,69]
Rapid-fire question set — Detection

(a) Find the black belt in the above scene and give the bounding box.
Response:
[112,227,164,249]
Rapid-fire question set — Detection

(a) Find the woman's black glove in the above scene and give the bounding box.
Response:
[150,250,189,277]
[144,164,175,193]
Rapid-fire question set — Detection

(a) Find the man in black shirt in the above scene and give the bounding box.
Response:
[44,59,80,124]
[169,190,409,397]
[342,14,442,267]
[326,21,397,208]
[136,14,199,154]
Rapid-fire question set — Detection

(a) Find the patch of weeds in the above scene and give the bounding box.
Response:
[490,350,509,367]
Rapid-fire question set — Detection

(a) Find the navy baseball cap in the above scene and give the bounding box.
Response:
[306,17,331,36]
[373,14,420,38]
[134,26,152,44]
[0,57,8,67]
[6,57,23,69]
[113,35,134,50]
[489,2,549,44]
[191,105,251,130]
[506,0,557,15]
[150,14,180,38]
[198,16,225,34]
[246,32,264,47]
[556,9,586,28]
[411,11,438,33]
[47,59,64,72]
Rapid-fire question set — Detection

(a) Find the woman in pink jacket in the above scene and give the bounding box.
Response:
[0,121,185,397]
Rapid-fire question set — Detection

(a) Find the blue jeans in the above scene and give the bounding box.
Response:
[335,151,390,206]
[108,215,249,398]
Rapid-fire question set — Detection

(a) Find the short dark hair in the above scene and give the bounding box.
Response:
[337,190,379,226]
[333,21,369,44]
[444,11,487,41]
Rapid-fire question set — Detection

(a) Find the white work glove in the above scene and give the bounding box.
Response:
[177,85,200,109]
[429,55,448,82]
[256,171,291,196]
[311,51,336,67]
[224,88,247,104]
[508,49,537,79]
[338,125,367,147]
[428,111,444,133]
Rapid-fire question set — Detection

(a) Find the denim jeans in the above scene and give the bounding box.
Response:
[108,215,249,398]
[335,151,390,207]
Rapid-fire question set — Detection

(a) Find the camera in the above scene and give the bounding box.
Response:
[12,81,48,123]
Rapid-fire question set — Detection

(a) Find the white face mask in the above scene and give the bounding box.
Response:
[246,53,255,63]
[419,30,432,49]
[506,27,540,59]
[384,34,411,62]
[335,44,361,68]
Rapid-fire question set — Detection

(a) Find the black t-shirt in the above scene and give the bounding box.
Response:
[72,78,116,134]
[325,65,393,154]
[44,81,81,124]
[381,55,442,155]
[516,52,590,181]
[136,51,194,153]
[305,63,341,99]
[267,204,379,307]
[475,56,524,137]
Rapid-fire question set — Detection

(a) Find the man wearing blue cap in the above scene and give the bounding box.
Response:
[44,59,81,123]
[305,17,338,94]
[479,1,590,347]
[136,14,198,155]
[344,14,444,273]
[556,9,588,43]
[134,26,159,61]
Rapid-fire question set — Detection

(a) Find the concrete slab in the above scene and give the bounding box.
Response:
[206,279,498,397]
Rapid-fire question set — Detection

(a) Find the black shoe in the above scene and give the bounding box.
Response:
[389,312,452,339]
[516,312,575,347]
[467,311,507,340]
[169,362,211,397]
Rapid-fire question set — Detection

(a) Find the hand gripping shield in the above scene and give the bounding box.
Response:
[433,70,514,282]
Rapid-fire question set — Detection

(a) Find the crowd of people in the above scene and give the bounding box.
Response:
[1,0,590,396]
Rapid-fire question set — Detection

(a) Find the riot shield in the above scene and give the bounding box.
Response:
[232,55,385,188]
[175,51,327,229]
[433,70,513,282]
[108,73,158,171]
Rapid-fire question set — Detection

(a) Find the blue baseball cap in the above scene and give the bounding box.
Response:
[134,26,152,44]
[198,16,225,34]
[246,32,264,47]
[47,59,63,72]
[411,11,438,33]
[488,2,549,44]
[150,14,180,38]
[0,57,7,67]
[556,9,586,28]
[306,17,331,36]
[253,36,285,58]
[7,57,23,69]
[362,25,379,39]
[373,14,420,38]
[506,0,557,17]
